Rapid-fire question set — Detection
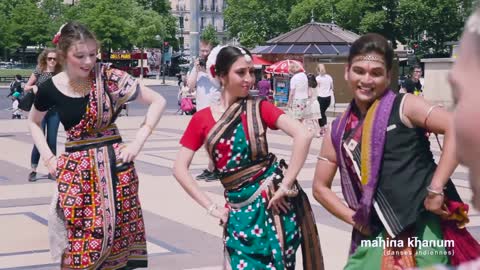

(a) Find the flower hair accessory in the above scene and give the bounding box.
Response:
[206,45,226,87]
[466,9,480,36]
[52,23,67,45]
[237,47,252,63]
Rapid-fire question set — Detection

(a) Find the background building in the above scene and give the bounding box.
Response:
[170,0,227,56]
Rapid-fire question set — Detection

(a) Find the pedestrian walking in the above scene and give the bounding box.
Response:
[304,73,322,137]
[312,33,479,269]
[28,21,166,269]
[315,64,334,136]
[287,62,309,122]
[7,74,23,97]
[173,46,323,270]
[24,48,62,181]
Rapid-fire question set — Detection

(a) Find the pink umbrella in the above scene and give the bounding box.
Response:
[265,59,304,75]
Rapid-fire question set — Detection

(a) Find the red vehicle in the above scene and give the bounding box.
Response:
[101,50,149,77]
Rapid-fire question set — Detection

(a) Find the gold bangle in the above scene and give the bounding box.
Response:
[279,183,299,197]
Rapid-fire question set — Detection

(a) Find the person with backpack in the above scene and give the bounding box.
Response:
[7,74,23,97]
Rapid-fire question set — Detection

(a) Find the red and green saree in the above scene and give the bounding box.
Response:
[203,97,324,270]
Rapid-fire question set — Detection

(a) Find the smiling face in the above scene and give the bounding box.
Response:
[449,31,480,208]
[65,39,97,80]
[345,52,391,107]
[220,56,255,98]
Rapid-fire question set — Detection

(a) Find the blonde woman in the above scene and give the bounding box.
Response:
[24,48,62,182]
[287,61,309,122]
[315,64,334,135]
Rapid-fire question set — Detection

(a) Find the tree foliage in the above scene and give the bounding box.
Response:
[286,0,468,55]
[201,24,220,46]
[9,0,52,48]
[0,0,177,61]
[224,0,299,48]
[136,0,171,15]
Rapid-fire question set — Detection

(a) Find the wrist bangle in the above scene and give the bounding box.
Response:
[427,185,444,196]
[206,203,218,216]
[279,183,299,197]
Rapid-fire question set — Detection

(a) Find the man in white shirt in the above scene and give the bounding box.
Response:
[186,38,220,181]
[187,39,220,111]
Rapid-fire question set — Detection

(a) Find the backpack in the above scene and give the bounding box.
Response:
[180,97,194,112]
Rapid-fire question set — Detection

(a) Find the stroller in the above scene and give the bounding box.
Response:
[179,96,196,115]
[177,84,196,115]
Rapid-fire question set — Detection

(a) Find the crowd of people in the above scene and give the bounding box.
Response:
[4,4,478,269]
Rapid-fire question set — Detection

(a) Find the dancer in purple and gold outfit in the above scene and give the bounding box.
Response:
[312,33,480,269]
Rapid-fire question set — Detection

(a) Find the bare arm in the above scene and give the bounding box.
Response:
[187,63,198,91]
[403,94,457,215]
[24,73,38,93]
[312,128,355,225]
[275,114,313,188]
[28,106,53,172]
[403,94,457,191]
[173,147,228,222]
[120,83,166,162]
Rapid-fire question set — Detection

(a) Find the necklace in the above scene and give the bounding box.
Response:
[69,77,92,97]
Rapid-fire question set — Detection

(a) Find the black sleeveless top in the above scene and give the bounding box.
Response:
[371,94,460,235]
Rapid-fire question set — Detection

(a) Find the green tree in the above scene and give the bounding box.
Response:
[288,0,336,28]
[200,24,219,46]
[69,0,136,51]
[128,7,168,75]
[224,0,299,48]
[9,0,52,48]
[136,0,171,15]
[397,0,463,57]
[39,0,68,43]
[359,0,399,48]
[334,0,367,33]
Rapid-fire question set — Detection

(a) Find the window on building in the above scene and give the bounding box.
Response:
[212,0,217,11]
[201,17,205,30]
[200,0,204,11]
[212,17,216,30]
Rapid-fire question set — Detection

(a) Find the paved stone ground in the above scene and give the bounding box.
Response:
[0,92,478,269]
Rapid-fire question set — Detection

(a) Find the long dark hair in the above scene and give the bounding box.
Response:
[307,73,317,88]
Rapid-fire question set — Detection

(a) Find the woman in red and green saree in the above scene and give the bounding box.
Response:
[312,33,480,269]
[173,46,324,270]
[27,22,166,269]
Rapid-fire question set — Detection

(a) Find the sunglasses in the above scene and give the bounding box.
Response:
[47,57,56,61]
